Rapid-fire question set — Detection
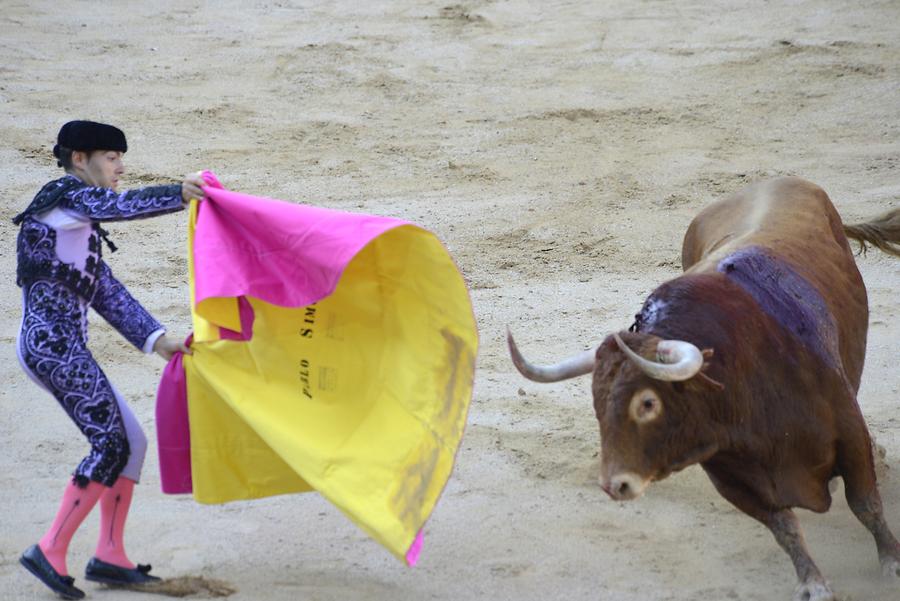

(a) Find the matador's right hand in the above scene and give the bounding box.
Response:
[153,334,192,361]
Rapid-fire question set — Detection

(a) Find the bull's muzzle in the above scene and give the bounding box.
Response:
[600,471,649,501]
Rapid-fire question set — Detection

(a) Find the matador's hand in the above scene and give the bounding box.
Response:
[153,334,192,361]
[181,172,206,204]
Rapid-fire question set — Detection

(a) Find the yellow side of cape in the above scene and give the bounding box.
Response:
[182,201,478,561]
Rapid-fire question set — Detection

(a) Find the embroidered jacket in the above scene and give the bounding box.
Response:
[15,174,184,351]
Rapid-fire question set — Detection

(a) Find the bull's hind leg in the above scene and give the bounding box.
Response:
[836,416,900,580]
[704,469,834,601]
[847,491,900,579]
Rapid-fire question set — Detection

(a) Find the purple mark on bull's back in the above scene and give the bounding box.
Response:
[717,246,840,370]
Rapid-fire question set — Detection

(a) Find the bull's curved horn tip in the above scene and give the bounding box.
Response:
[506,328,523,362]
[506,327,519,348]
[614,332,703,382]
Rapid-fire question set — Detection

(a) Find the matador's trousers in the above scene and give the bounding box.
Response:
[17,279,147,487]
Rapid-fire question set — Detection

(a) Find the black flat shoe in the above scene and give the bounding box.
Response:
[84,556,161,586]
[19,544,85,600]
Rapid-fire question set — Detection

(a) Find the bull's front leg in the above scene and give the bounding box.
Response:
[764,510,834,601]
[704,468,834,601]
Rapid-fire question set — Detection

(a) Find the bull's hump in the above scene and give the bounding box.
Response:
[683,176,832,274]
[717,246,840,370]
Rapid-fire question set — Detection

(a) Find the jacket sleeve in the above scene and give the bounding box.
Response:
[90,261,165,352]
[61,183,185,222]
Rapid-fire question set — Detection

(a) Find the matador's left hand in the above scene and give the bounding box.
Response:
[181,172,206,204]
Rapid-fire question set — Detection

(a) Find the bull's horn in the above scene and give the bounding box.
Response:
[507,328,597,383]
[613,333,703,382]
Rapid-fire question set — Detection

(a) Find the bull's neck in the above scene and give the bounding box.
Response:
[630,273,738,351]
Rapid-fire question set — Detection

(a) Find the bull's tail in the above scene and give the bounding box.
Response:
[843,208,900,257]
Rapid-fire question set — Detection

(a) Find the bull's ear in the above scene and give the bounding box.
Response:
[600,334,617,351]
[697,347,725,390]
[698,372,725,390]
[596,334,617,360]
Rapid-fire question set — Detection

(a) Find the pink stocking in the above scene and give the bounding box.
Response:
[39,479,105,576]
[94,476,136,568]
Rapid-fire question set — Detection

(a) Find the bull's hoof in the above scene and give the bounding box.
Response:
[792,579,834,601]
[882,557,900,580]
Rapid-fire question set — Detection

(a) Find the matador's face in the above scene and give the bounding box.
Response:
[79,150,125,191]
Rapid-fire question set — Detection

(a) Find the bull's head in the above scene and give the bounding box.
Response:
[508,329,721,501]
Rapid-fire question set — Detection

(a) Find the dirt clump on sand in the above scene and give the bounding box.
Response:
[108,576,236,598]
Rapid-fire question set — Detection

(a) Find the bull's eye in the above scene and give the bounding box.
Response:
[629,388,662,423]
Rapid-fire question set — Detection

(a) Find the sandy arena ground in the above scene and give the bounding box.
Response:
[1,1,898,600]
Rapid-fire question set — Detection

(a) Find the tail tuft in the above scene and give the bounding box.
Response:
[843,209,900,258]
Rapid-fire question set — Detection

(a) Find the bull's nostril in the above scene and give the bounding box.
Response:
[617,481,630,496]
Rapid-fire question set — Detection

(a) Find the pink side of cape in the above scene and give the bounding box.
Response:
[155,343,192,494]
[192,172,408,309]
[405,530,424,566]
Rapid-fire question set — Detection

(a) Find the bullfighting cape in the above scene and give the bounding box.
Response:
[156,172,477,564]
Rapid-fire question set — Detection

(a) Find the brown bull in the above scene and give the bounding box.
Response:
[508,177,900,601]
